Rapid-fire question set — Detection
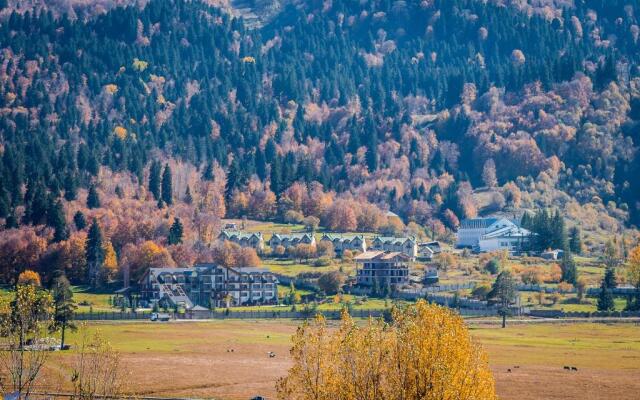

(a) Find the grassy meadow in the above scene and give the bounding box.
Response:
[41,320,640,400]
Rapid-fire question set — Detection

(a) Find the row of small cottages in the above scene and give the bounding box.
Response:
[218,231,440,259]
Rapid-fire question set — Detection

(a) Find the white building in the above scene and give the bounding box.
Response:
[320,234,366,256]
[369,236,418,259]
[139,264,278,308]
[456,217,529,253]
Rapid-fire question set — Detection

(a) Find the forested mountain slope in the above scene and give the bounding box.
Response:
[0,0,639,258]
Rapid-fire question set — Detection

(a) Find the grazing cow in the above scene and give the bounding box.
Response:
[507,369,511,373]
[564,366,570,370]
[571,367,578,371]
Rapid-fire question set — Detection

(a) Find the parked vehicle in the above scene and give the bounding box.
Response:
[150,312,171,322]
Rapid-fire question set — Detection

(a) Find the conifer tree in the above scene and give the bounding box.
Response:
[202,162,214,181]
[24,181,48,225]
[5,210,18,229]
[85,219,105,287]
[87,183,100,209]
[168,218,184,245]
[597,268,616,311]
[489,270,518,328]
[50,273,77,349]
[568,226,582,254]
[47,199,69,242]
[63,173,77,201]
[226,160,240,200]
[73,211,87,230]
[149,161,162,200]
[184,185,193,204]
[560,251,578,285]
[161,164,173,206]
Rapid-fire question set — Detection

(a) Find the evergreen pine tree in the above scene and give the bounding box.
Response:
[568,226,582,254]
[161,163,173,206]
[86,183,100,209]
[149,161,162,200]
[5,210,18,229]
[597,268,616,311]
[24,181,48,225]
[184,185,193,204]
[202,162,214,181]
[551,210,567,250]
[560,251,578,285]
[47,199,69,242]
[226,160,240,201]
[73,211,87,230]
[168,218,184,245]
[63,173,77,201]
[603,266,617,289]
[50,273,77,349]
[489,270,518,328]
[85,219,105,287]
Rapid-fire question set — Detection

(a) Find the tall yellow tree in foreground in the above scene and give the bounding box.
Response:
[277,300,496,400]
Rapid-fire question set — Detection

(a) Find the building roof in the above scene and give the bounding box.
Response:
[321,233,365,242]
[219,231,262,240]
[480,226,530,239]
[372,236,415,245]
[354,251,410,261]
[228,266,272,274]
[270,233,314,241]
[140,263,275,284]
[459,218,500,229]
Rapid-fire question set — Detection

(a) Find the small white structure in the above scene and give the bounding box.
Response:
[541,249,564,261]
[456,217,529,253]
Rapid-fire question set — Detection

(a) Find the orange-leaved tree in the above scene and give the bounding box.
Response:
[276,300,496,400]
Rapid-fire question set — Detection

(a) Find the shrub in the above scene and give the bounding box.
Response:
[484,258,501,275]
[284,210,305,224]
[316,241,335,258]
[312,257,332,267]
[557,282,574,293]
[317,271,346,295]
[471,284,491,300]
[520,267,542,284]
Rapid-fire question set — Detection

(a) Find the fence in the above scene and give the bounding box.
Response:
[529,309,640,318]
[518,284,638,296]
[74,304,504,321]
[75,309,387,321]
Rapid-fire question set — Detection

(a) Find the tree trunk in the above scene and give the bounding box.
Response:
[502,314,506,328]
[61,323,66,350]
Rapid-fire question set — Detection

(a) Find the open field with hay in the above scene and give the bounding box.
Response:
[42,320,640,400]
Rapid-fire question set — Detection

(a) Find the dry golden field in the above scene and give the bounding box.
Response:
[43,320,640,400]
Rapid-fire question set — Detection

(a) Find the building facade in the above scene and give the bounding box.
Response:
[319,234,366,255]
[456,217,530,252]
[268,233,316,249]
[138,264,278,309]
[354,251,410,288]
[369,236,418,259]
[218,231,265,252]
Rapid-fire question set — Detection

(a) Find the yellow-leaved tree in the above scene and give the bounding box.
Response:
[627,245,640,310]
[276,300,496,400]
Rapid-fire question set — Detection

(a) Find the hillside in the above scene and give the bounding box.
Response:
[0,0,639,269]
